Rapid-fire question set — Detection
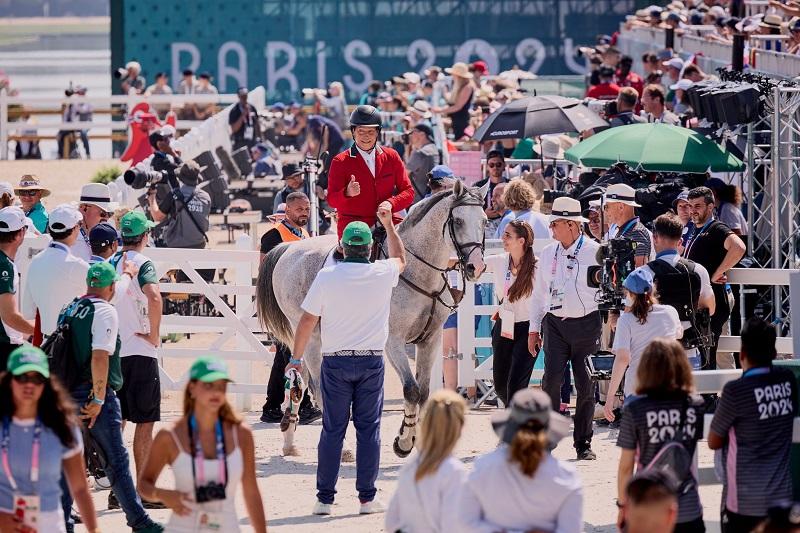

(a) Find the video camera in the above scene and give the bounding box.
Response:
[113,67,128,80]
[584,98,618,119]
[587,237,637,311]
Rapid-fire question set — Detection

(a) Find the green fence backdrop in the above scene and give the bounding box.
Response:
[112,0,637,101]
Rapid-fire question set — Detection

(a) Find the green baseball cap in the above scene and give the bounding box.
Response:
[341,221,373,246]
[190,356,232,383]
[7,345,50,378]
[120,210,157,237]
[87,261,120,288]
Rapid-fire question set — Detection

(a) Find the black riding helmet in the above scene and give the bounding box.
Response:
[349,104,382,131]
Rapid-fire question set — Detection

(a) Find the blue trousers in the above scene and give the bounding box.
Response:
[61,386,153,532]
[317,355,384,504]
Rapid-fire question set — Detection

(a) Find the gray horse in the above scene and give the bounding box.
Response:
[256,180,488,457]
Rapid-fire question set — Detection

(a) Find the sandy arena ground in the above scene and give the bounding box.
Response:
[0,160,724,532]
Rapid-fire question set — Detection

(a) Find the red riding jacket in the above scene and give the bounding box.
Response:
[327,144,414,239]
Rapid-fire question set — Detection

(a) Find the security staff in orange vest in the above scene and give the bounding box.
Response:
[259,192,321,424]
[327,105,414,240]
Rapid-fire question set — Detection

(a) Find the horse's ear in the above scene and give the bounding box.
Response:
[452,179,464,197]
[478,180,490,200]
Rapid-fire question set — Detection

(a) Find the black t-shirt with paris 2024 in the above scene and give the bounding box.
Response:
[617,392,705,524]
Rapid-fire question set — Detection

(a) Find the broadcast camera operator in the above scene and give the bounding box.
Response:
[609,88,646,128]
[147,161,211,250]
[229,87,261,152]
[642,213,715,370]
[602,183,653,267]
[683,187,745,370]
[114,61,146,95]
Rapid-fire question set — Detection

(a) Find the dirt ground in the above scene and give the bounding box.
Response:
[0,159,723,532]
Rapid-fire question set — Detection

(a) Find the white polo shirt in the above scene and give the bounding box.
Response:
[69,228,91,262]
[110,250,159,358]
[21,241,89,336]
[301,259,400,353]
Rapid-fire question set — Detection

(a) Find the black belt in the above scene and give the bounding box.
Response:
[323,350,382,357]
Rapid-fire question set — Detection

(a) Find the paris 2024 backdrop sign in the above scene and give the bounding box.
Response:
[111,0,636,101]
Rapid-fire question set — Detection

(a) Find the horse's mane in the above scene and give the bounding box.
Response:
[401,186,484,229]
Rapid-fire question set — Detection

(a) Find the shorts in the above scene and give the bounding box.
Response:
[119,355,161,423]
[443,312,458,330]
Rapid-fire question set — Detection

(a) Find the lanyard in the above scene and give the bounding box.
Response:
[617,217,639,237]
[188,415,227,488]
[551,235,584,277]
[49,242,69,252]
[2,418,41,491]
[281,220,304,239]
[503,255,514,301]
[684,219,714,258]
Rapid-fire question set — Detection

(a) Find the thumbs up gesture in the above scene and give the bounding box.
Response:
[346,175,361,197]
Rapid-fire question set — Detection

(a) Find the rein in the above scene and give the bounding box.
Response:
[385,194,485,344]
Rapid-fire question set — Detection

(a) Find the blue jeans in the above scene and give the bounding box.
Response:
[317,356,384,504]
[61,386,153,532]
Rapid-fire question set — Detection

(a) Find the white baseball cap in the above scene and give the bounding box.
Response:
[662,57,684,70]
[0,206,28,232]
[403,72,421,85]
[0,182,13,198]
[48,204,83,231]
[670,79,694,91]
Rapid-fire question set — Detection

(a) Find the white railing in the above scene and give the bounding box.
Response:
[0,89,265,160]
[17,233,267,410]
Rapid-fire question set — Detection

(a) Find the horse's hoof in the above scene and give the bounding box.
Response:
[393,436,414,458]
[341,448,355,462]
[283,446,300,457]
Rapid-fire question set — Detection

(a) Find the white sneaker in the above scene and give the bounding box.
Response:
[312,501,332,515]
[359,498,385,514]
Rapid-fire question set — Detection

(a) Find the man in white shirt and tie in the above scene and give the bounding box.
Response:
[528,197,602,460]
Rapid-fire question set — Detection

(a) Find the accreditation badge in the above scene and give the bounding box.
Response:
[499,308,515,340]
[243,125,254,140]
[196,510,222,532]
[13,493,40,531]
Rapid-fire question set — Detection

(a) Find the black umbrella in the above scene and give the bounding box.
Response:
[473,95,608,142]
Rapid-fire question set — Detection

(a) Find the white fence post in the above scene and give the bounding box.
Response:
[234,233,255,411]
[0,88,8,160]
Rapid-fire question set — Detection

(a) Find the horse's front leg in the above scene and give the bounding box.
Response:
[414,328,442,409]
[384,335,420,458]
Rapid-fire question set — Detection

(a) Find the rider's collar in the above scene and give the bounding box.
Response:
[349,144,383,158]
[342,257,370,264]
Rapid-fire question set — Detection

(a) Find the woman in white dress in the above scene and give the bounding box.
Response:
[138,356,267,532]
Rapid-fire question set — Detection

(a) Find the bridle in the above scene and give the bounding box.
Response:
[392,193,486,344]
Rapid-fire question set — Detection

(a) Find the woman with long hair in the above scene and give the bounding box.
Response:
[705,177,747,237]
[433,62,476,140]
[0,346,98,533]
[138,356,267,532]
[616,338,706,533]
[454,388,581,532]
[385,389,467,532]
[484,219,538,406]
[604,268,682,422]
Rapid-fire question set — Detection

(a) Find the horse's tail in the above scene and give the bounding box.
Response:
[256,243,295,347]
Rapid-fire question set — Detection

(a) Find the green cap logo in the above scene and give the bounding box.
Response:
[7,345,49,378]
[341,221,373,246]
[87,261,120,288]
[189,356,232,383]
[120,210,157,237]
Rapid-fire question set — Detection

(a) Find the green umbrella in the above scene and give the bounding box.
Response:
[564,123,744,172]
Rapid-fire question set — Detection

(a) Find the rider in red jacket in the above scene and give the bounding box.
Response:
[327,105,414,240]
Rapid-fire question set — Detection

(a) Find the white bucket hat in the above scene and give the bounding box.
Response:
[79,183,119,212]
[549,197,588,223]
[603,183,641,207]
[410,100,433,119]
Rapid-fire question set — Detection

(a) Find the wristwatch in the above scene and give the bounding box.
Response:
[90,397,105,406]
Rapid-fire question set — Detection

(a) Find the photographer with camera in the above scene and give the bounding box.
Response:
[147,161,211,250]
[528,197,601,461]
[405,123,439,203]
[683,187,745,370]
[609,88,646,128]
[114,61,146,95]
[641,213,715,370]
[603,184,653,267]
[229,87,261,152]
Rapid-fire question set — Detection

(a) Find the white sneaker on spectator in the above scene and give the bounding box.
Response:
[359,498,385,514]
[312,501,332,515]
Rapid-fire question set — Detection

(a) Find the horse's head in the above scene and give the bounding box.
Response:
[447,180,489,281]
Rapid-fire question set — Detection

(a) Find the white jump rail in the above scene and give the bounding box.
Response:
[17,233,267,411]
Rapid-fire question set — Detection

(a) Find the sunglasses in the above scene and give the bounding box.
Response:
[487,162,504,169]
[13,373,46,385]
[17,190,39,197]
